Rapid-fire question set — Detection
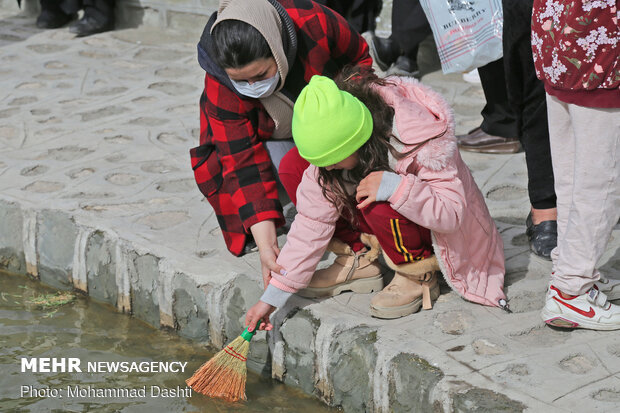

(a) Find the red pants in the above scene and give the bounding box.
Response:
[278,148,433,265]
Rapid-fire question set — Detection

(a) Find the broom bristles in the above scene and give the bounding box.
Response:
[186,336,251,402]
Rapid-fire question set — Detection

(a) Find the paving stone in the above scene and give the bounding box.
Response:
[136,211,190,230]
[105,172,144,186]
[327,327,378,411]
[148,81,197,95]
[23,180,65,193]
[128,252,160,328]
[389,353,444,413]
[0,200,25,273]
[80,106,128,122]
[40,146,94,161]
[280,309,318,394]
[156,132,189,146]
[172,273,209,341]
[559,353,597,375]
[434,309,475,335]
[85,231,117,306]
[452,386,526,413]
[26,43,69,53]
[36,210,77,290]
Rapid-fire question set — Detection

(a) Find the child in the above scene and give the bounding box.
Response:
[531,0,620,330]
[245,72,507,330]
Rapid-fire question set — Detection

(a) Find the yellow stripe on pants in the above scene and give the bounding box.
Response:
[390,218,412,262]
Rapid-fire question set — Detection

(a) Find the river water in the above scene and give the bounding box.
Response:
[0,271,335,412]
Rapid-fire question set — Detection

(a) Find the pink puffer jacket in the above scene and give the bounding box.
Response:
[270,77,506,307]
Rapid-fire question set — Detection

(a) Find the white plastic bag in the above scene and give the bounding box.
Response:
[419,0,503,74]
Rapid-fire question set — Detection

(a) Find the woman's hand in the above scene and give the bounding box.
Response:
[250,220,286,290]
[258,242,284,289]
[356,171,384,209]
[245,301,276,331]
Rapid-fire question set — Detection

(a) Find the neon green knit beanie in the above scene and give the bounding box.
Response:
[292,75,373,167]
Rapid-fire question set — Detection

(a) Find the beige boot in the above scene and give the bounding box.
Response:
[370,254,441,319]
[298,237,383,298]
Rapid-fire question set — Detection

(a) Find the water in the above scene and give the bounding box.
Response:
[0,271,336,412]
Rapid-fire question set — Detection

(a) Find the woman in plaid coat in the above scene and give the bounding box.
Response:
[190,0,372,286]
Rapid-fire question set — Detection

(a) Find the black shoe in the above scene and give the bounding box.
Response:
[69,15,114,37]
[362,32,400,71]
[36,9,75,29]
[526,212,557,260]
[386,56,420,78]
[456,127,522,154]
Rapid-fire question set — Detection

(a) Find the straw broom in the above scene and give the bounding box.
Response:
[186,327,256,402]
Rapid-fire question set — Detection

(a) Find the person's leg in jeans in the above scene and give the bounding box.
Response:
[542,95,620,330]
[503,0,557,259]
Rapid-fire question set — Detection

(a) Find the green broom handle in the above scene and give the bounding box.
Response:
[241,325,258,342]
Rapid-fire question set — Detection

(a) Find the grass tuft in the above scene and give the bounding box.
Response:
[26,291,76,309]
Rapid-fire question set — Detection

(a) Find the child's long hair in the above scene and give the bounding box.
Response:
[317,67,442,225]
[317,67,401,224]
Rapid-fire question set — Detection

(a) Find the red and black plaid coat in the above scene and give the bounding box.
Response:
[191,0,372,256]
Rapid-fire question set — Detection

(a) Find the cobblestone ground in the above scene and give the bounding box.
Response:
[1,7,620,413]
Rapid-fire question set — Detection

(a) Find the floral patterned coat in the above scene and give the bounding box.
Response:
[531,0,619,107]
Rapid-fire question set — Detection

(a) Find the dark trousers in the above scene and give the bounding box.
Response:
[477,59,519,139]
[40,0,80,13]
[278,147,433,265]
[391,0,431,60]
[82,0,115,23]
[502,0,555,209]
[476,0,555,209]
[40,0,114,22]
[318,0,382,34]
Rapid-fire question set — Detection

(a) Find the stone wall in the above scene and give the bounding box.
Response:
[0,198,529,412]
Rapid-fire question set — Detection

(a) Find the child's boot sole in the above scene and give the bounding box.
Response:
[370,283,440,319]
[297,275,383,298]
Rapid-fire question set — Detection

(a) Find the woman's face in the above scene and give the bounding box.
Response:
[325,153,359,171]
[225,57,278,84]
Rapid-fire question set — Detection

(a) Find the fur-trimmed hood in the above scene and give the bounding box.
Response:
[271,78,506,308]
[377,76,457,172]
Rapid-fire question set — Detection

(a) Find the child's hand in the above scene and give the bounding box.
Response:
[245,301,276,332]
[356,171,383,209]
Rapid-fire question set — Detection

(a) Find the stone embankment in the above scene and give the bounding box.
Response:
[1,3,620,412]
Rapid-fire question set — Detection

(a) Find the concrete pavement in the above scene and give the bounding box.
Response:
[1,6,619,413]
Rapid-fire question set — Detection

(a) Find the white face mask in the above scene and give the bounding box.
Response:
[230,71,280,98]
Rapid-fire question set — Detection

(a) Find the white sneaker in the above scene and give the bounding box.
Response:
[541,285,620,330]
[594,275,620,301]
